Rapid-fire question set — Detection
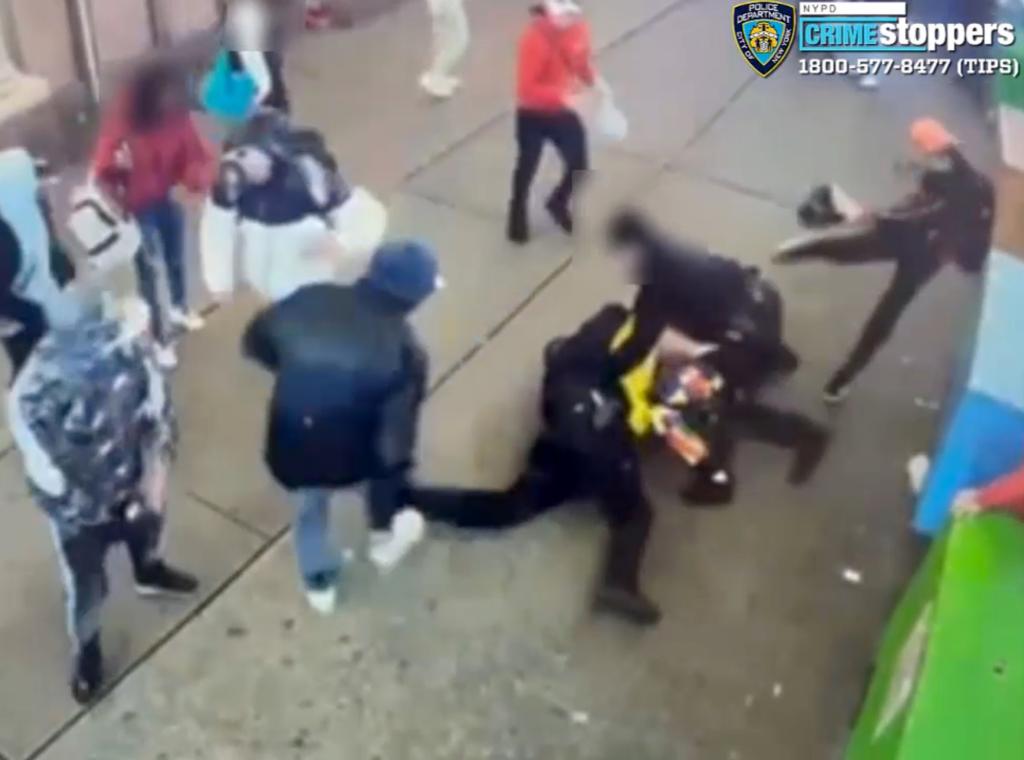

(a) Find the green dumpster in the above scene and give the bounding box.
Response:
[847,515,1024,760]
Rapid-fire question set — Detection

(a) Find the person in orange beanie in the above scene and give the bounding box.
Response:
[775,118,994,404]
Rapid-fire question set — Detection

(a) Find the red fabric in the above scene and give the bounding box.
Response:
[92,93,215,214]
[978,462,1024,517]
[516,14,594,112]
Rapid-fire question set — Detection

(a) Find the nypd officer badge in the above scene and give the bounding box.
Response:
[733,2,795,78]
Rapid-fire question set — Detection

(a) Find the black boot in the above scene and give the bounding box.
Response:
[507,202,530,245]
[595,584,662,626]
[788,424,830,485]
[545,196,574,235]
[681,469,734,508]
[135,561,199,597]
[70,635,103,705]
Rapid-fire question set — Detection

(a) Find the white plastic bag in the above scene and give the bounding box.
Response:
[593,94,629,144]
[575,80,629,145]
[330,186,388,258]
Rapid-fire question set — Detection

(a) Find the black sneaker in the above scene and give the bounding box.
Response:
[681,471,734,508]
[595,585,662,626]
[70,635,103,705]
[135,562,199,598]
[507,211,530,245]
[545,198,574,235]
[789,425,831,485]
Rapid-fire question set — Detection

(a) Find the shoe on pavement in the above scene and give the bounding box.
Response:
[594,585,662,627]
[681,469,734,508]
[154,344,178,371]
[788,425,831,485]
[70,635,104,705]
[419,72,458,99]
[305,583,338,616]
[545,198,574,235]
[507,213,530,245]
[135,562,199,598]
[907,453,931,495]
[369,509,426,572]
[169,308,205,332]
[823,379,851,405]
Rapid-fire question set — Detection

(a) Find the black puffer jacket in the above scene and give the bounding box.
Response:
[243,282,428,490]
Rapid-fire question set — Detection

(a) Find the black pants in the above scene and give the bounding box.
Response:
[509,109,589,224]
[693,340,822,479]
[408,436,652,593]
[49,510,163,652]
[698,397,820,477]
[782,223,941,388]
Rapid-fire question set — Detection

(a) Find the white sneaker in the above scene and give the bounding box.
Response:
[154,344,178,370]
[858,74,879,90]
[369,509,427,572]
[305,585,338,615]
[419,72,457,99]
[169,308,206,332]
[907,454,931,496]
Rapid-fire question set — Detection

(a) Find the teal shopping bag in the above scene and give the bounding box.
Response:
[200,50,257,123]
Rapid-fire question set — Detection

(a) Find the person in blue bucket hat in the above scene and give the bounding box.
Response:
[242,239,442,614]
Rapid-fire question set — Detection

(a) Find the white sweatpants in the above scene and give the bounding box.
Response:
[424,0,469,81]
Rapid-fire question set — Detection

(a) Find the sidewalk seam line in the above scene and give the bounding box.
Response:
[186,490,275,541]
[24,522,292,760]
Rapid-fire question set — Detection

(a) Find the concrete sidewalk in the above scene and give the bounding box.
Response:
[0,1,997,758]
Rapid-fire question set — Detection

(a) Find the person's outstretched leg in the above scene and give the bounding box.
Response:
[508,111,547,244]
[592,453,661,626]
[774,222,888,266]
[289,489,342,613]
[546,111,589,235]
[49,521,110,704]
[730,400,830,485]
[825,257,939,402]
[409,439,581,528]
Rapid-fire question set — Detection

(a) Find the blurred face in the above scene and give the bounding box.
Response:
[609,239,645,284]
[156,80,187,118]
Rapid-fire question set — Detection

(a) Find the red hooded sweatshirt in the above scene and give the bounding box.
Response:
[517,12,595,112]
[977,462,1024,518]
[92,92,214,214]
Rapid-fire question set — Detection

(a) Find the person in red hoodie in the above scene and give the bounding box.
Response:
[507,0,596,244]
[93,61,215,369]
[954,460,1024,520]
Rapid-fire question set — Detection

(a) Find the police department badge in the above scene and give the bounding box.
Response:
[733,2,795,78]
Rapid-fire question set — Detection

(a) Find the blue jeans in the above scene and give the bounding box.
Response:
[288,489,342,592]
[135,197,187,345]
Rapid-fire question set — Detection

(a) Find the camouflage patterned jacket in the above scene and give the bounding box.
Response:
[6,312,176,530]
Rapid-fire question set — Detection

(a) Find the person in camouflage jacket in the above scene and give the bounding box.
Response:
[6,296,196,704]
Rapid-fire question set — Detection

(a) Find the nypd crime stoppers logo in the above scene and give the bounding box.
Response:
[733,2,795,77]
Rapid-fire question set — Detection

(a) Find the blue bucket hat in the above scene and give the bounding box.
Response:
[365,239,441,308]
